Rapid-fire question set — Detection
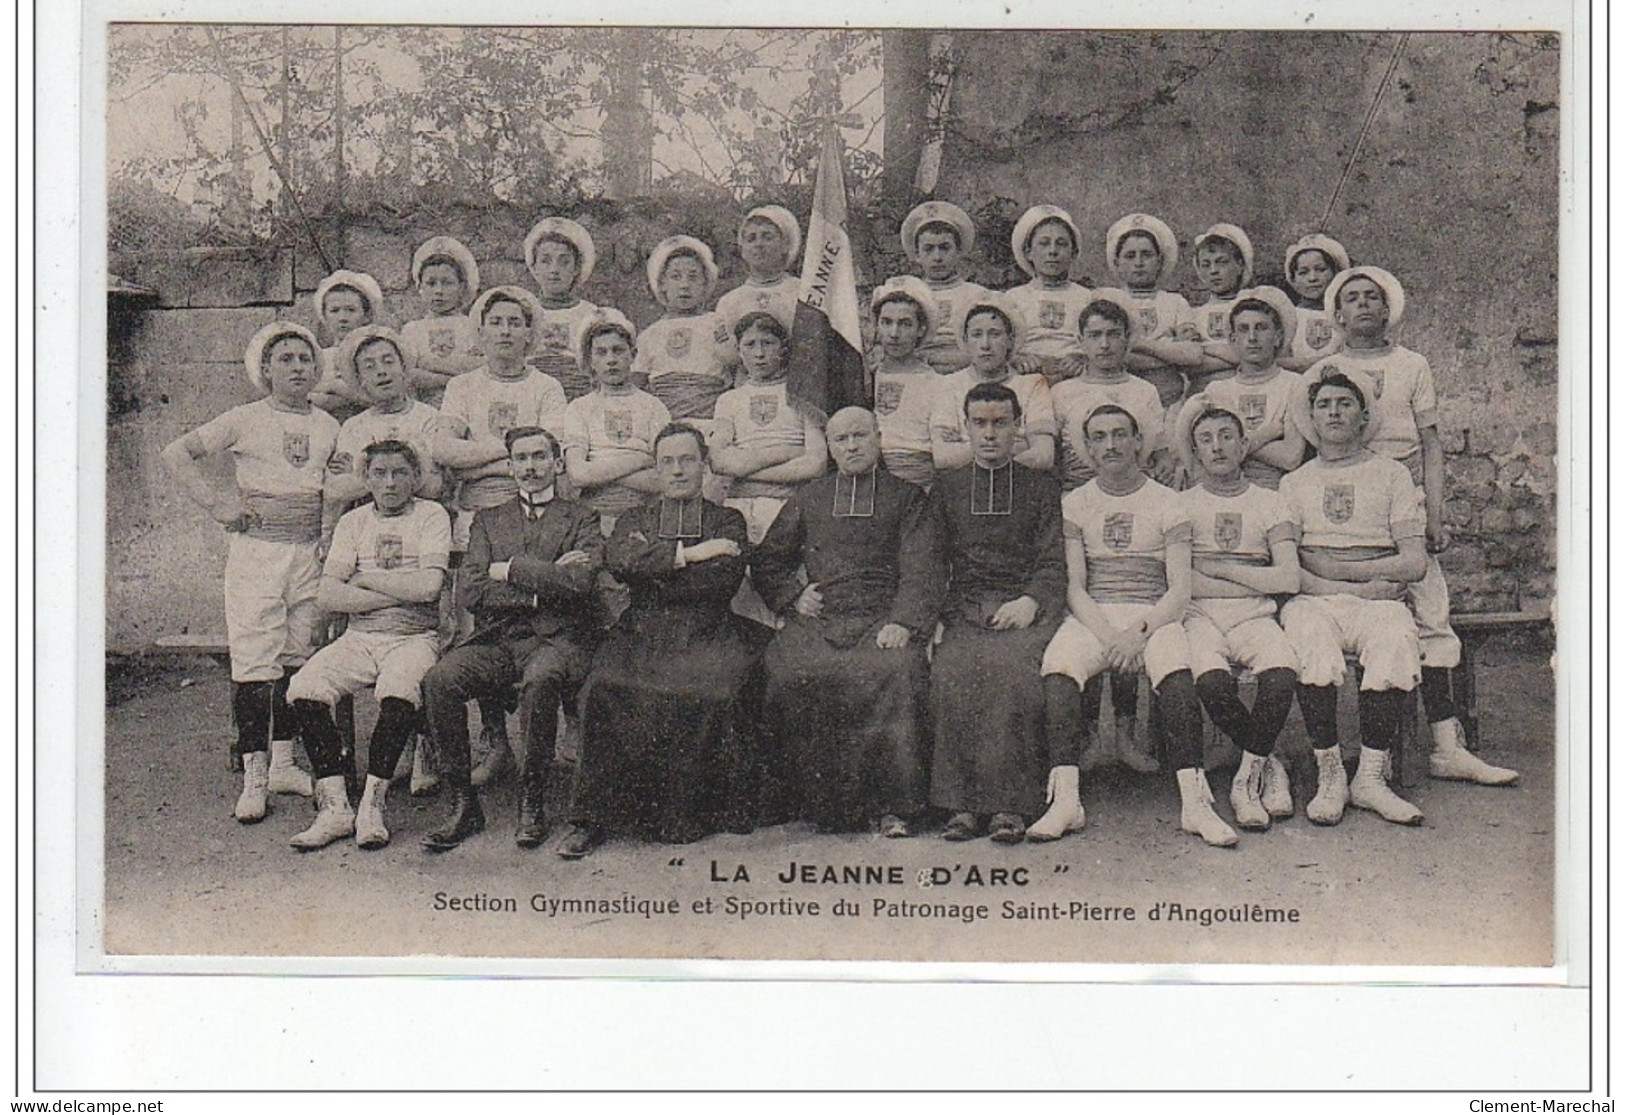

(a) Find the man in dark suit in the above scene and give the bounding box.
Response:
[420,426,604,851]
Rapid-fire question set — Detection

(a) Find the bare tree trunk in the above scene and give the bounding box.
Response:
[601,36,653,199]
[882,30,931,203]
[279,27,291,220]
[333,26,346,214]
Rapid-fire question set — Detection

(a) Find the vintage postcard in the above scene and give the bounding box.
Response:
[35,0,1595,1092]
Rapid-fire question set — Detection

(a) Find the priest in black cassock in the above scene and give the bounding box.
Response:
[928,381,1068,844]
[753,407,944,836]
[557,422,766,859]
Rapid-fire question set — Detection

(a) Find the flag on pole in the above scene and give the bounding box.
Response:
[786,126,868,420]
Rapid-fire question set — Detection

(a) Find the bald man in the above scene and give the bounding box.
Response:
[752,407,944,835]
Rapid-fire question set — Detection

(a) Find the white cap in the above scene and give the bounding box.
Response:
[1229,284,1299,347]
[411,236,480,305]
[646,235,719,304]
[959,292,1027,353]
[1193,223,1255,287]
[1288,361,1387,449]
[901,201,976,261]
[1105,213,1178,281]
[243,321,320,392]
[524,217,596,287]
[468,285,546,357]
[1283,234,1352,286]
[1010,204,1081,277]
[1324,265,1407,330]
[576,306,639,371]
[312,269,385,324]
[335,324,412,387]
[869,276,938,336]
[740,205,802,268]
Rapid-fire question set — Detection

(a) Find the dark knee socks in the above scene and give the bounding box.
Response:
[1195,670,1258,754]
[1080,673,1104,735]
[1358,689,1406,754]
[232,681,274,758]
[1043,675,1085,768]
[1153,670,1203,771]
[366,698,420,781]
[1298,683,1339,752]
[270,672,296,743]
[1419,666,1455,725]
[1194,668,1297,757]
[293,699,350,780]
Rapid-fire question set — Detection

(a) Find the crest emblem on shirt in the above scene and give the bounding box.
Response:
[1305,319,1335,350]
[1366,369,1386,398]
[1103,511,1135,552]
[1324,484,1356,524]
[713,321,732,345]
[1214,512,1243,552]
[605,409,633,444]
[875,380,903,416]
[749,394,779,426]
[1238,393,1268,428]
[666,327,692,358]
[540,322,569,351]
[375,534,404,570]
[282,432,310,467]
[1207,310,1227,339]
[1039,300,1065,330]
[428,327,455,358]
[936,301,954,337]
[487,401,519,438]
[1137,307,1160,334]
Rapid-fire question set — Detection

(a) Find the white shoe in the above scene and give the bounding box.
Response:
[1350,746,1424,825]
[1306,747,1348,826]
[1027,766,1087,842]
[355,774,391,849]
[289,776,356,850]
[1429,719,1519,785]
[234,751,270,823]
[1230,752,1270,831]
[1116,715,1159,774]
[267,738,314,797]
[1177,767,1238,847]
[1261,754,1295,819]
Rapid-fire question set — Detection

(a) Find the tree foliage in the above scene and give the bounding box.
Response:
[107,25,883,247]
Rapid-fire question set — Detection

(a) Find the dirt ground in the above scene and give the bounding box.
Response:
[100,637,1556,968]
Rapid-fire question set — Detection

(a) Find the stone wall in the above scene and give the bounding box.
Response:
[930,29,1561,613]
[105,32,1562,650]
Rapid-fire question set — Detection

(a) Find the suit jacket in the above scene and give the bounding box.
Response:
[461,496,604,649]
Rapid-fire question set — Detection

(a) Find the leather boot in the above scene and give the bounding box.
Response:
[515,760,549,849]
[421,781,486,852]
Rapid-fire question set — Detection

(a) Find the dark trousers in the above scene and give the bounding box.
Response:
[423,637,590,783]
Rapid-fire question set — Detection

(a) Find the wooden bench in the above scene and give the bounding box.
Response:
[1181,599,1552,787]
[153,599,1553,787]
[1449,601,1553,751]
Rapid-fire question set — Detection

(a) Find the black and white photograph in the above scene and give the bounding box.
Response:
[35,0,1597,1091]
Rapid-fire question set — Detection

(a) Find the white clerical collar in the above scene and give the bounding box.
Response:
[970,460,1015,516]
[832,469,877,518]
[658,496,704,539]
